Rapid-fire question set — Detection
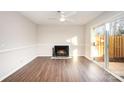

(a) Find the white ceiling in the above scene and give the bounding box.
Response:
[20,11,104,25]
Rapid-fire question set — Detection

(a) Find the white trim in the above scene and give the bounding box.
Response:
[1,55,122,81]
[37,55,51,57]
[89,12,124,28]
[38,55,85,57]
[51,56,72,59]
[37,43,85,47]
[85,56,124,82]
[0,56,37,81]
[0,44,37,81]
[0,44,37,53]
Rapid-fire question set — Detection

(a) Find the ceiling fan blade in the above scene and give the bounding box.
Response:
[65,11,77,17]
[48,18,57,20]
[66,18,75,23]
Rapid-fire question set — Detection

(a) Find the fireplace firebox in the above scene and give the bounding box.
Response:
[52,45,69,57]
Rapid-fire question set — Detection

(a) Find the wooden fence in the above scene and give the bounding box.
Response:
[96,35,124,62]
[109,36,124,61]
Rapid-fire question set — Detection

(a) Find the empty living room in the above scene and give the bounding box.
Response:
[1,11,124,82]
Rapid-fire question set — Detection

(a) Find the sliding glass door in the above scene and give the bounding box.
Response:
[91,25,106,67]
[108,19,124,79]
[92,18,124,79]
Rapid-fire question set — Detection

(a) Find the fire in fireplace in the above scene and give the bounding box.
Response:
[52,45,69,57]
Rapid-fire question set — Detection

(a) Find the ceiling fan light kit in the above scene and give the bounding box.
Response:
[60,17,66,22]
[47,11,76,23]
[59,11,66,22]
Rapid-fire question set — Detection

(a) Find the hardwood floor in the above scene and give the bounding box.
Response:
[2,56,120,82]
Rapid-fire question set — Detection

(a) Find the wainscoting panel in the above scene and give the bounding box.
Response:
[0,45,37,81]
[37,44,85,57]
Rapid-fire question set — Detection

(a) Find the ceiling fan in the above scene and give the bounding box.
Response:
[48,11,76,22]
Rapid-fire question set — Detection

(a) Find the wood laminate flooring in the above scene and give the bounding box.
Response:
[2,57,120,82]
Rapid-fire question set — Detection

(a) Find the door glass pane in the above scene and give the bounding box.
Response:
[108,19,124,79]
[91,25,105,67]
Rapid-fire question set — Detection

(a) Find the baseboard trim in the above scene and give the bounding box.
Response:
[51,56,72,59]
[0,56,37,81]
[2,55,122,82]
[85,56,124,82]
[37,55,85,57]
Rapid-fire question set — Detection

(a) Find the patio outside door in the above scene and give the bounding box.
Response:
[92,19,124,79]
[91,24,109,68]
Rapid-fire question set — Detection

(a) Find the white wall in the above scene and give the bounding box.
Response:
[1,11,121,81]
[0,12,37,80]
[84,11,124,59]
[37,25,85,56]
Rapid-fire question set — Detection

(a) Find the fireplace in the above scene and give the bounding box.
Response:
[52,45,69,57]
